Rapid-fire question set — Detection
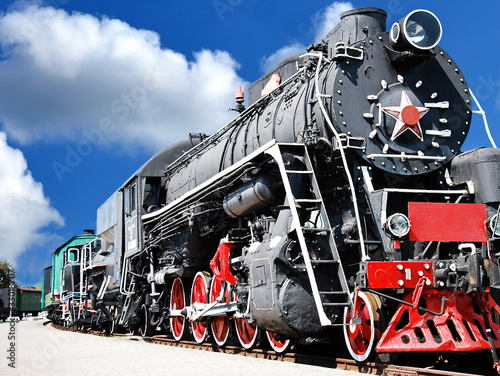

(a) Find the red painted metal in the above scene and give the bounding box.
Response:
[411,277,426,307]
[209,242,237,285]
[266,331,292,353]
[408,202,487,242]
[401,105,420,125]
[191,272,209,343]
[376,288,500,353]
[209,277,231,346]
[170,278,188,341]
[235,318,259,349]
[234,290,260,349]
[344,291,381,361]
[235,86,244,103]
[367,261,433,289]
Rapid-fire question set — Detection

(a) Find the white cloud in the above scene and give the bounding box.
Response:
[0,5,247,151]
[259,43,306,75]
[0,132,64,266]
[312,1,353,42]
[259,1,353,74]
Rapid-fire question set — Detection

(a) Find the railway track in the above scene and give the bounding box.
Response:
[50,322,494,376]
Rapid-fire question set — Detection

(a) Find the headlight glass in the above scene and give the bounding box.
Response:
[404,10,442,49]
[490,214,500,237]
[386,213,411,238]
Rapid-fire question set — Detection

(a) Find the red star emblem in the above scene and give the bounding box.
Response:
[382,91,429,141]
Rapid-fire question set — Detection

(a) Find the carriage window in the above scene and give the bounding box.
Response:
[143,177,161,211]
[125,182,137,215]
[130,184,136,212]
[67,248,79,263]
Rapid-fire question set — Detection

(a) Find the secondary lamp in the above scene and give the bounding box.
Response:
[386,213,411,238]
[489,214,500,237]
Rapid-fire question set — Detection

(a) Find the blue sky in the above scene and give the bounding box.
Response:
[0,0,499,286]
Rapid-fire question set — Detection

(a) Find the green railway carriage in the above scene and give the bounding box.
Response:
[0,287,42,320]
[49,231,97,303]
[16,288,42,316]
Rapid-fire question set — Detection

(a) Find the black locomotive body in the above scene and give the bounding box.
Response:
[51,7,500,366]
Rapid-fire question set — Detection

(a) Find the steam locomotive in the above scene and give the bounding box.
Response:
[48,7,500,368]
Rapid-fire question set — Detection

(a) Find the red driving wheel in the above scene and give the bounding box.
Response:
[209,277,231,346]
[191,272,210,343]
[235,318,259,349]
[266,330,293,353]
[169,278,188,341]
[343,291,383,362]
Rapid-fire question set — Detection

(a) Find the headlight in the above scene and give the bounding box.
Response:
[390,10,442,50]
[386,213,411,238]
[489,214,500,237]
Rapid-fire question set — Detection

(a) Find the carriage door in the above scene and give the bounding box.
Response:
[124,179,139,257]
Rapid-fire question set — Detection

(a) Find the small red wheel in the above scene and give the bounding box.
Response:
[169,278,188,341]
[191,272,210,343]
[235,318,259,349]
[209,277,231,346]
[266,331,293,353]
[343,291,383,362]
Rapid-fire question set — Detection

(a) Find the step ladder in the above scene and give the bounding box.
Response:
[97,276,111,300]
[265,143,352,326]
[118,279,136,325]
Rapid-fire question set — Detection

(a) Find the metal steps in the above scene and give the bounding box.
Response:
[118,280,135,325]
[310,259,340,264]
[265,143,352,326]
